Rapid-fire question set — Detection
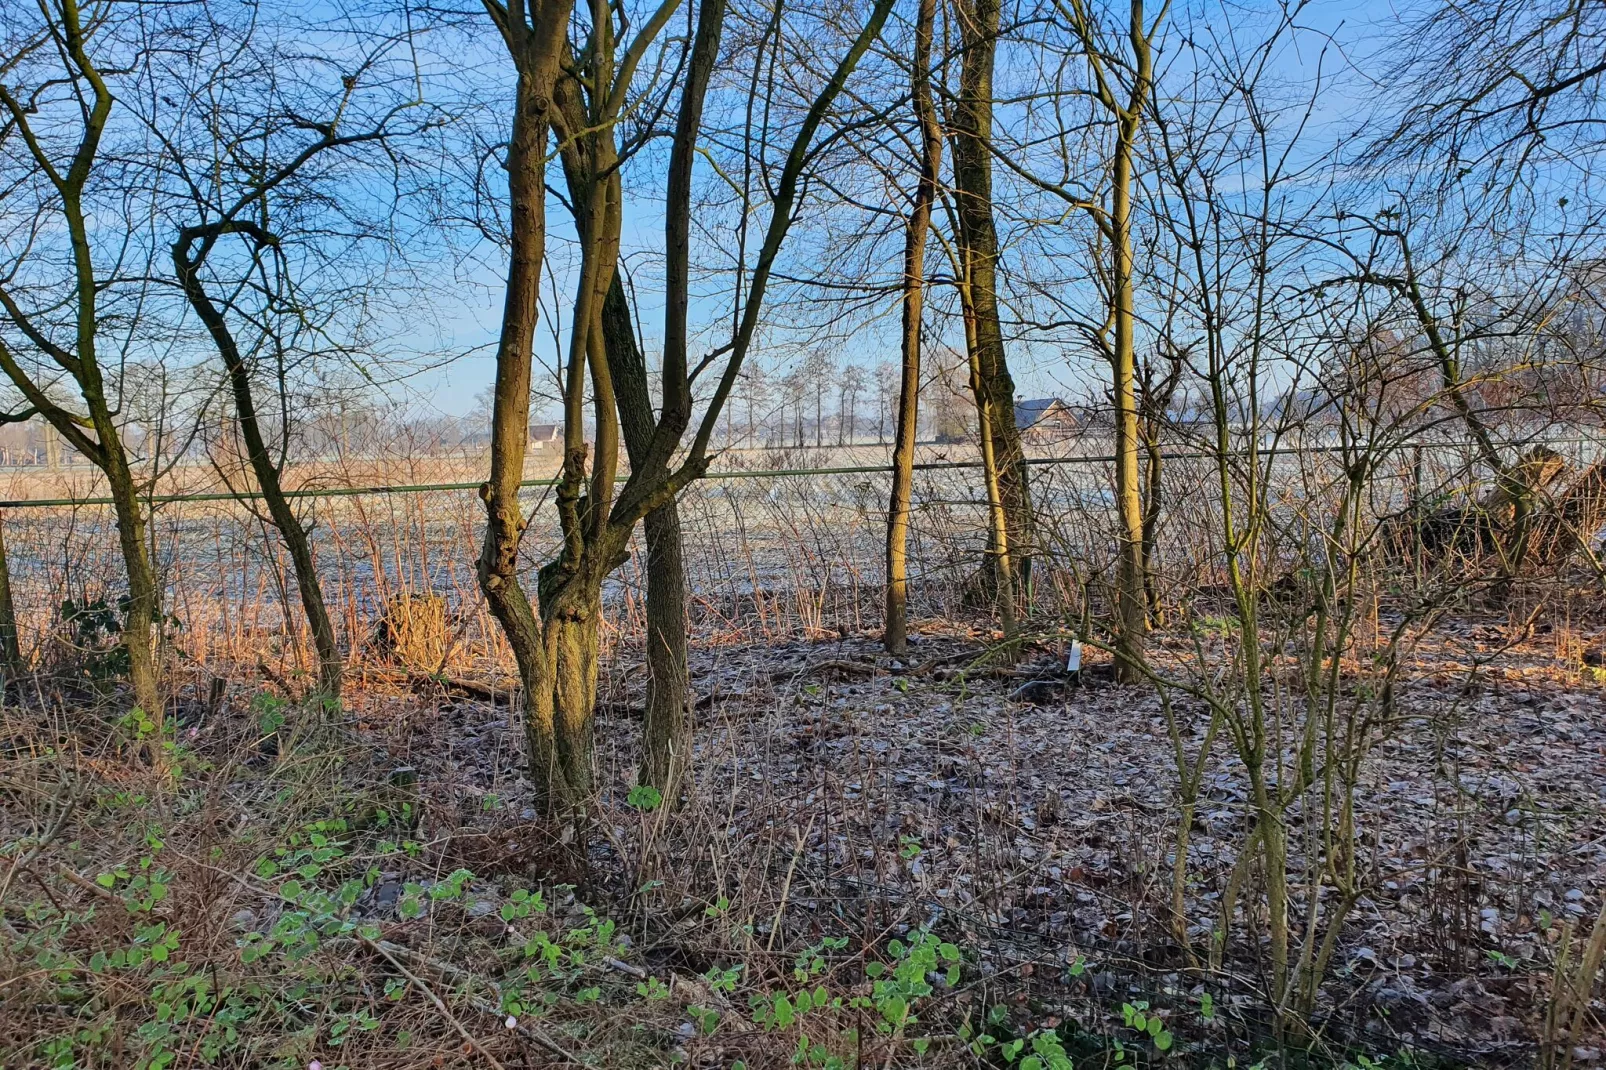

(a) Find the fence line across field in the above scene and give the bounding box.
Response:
[0,436,1593,510]
[0,432,1597,676]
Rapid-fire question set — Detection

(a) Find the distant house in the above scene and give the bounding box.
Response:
[530,423,562,449]
[1014,398,1078,442]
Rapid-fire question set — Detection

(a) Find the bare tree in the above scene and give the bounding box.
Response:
[874,359,896,444]
[474,0,580,808]
[549,0,721,799]
[885,0,942,655]
[0,0,163,724]
[1381,0,1606,203]
[1061,0,1167,681]
[946,0,1035,612]
[157,15,435,701]
[837,361,866,444]
[804,350,832,448]
[478,0,896,809]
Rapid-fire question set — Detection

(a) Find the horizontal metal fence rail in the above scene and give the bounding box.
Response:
[2,437,1592,510]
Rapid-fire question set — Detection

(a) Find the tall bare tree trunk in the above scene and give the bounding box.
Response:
[885,0,942,657]
[0,512,20,676]
[541,0,724,803]
[1067,0,1161,682]
[542,101,625,806]
[949,0,1034,608]
[1111,114,1148,680]
[478,5,576,810]
[0,0,162,728]
[103,433,162,724]
[175,224,343,700]
[602,276,690,797]
[961,274,1018,645]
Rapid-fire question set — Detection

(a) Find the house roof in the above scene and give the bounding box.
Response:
[530,423,562,439]
[1014,398,1072,431]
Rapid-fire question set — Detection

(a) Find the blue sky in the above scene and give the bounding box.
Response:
[386,0,1413,421]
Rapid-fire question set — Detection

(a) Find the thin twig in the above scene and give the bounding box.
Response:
[765,816,816,954]
[361,935,510,1070]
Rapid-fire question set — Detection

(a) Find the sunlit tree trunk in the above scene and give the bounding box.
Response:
[949,0,1034,609]
[961,279,1018,645]
[477,0,577,810]
[884,0,942,656]
[1066,0,1162,682]
[1111,112,1148,681]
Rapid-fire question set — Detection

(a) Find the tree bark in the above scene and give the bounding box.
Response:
[531,0,722,806]
[1111,108,1148,680]
[884,0,941,656]
[1069,0,1159,683]
[101,425,162,724]
[478,5,576,811]
[0,0,161,727]
[541,87,624,805]
[949,0,1034,608]
[1113,3,1162,683]
[0,511,20,676]
[601,275,690,798]
[961,272,1018,646]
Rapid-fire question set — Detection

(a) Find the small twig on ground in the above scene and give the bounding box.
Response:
[604,955,648,980]
[771,658,879,681]
[361,935,510,1070]
[360,937,584,1066]
[765,816,817,954]
[56,865,119,903]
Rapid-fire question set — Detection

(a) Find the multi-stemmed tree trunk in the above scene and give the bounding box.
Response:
[476,0,580,809]
[482,0,896,810]
[884,0,943,656]
[0,2,162,725]
[174,223,343,700]
[540,0,708,804]
[948,0,1035,611]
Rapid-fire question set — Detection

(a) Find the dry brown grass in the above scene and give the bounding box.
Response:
[2,439,1605,1068]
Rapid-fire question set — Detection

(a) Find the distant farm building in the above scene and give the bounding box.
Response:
[1014,398,1078,442]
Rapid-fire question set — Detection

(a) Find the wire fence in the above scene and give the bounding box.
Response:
[1,431,1600,681]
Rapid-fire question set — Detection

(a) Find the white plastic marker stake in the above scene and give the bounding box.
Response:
[1066,639,1082,675]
